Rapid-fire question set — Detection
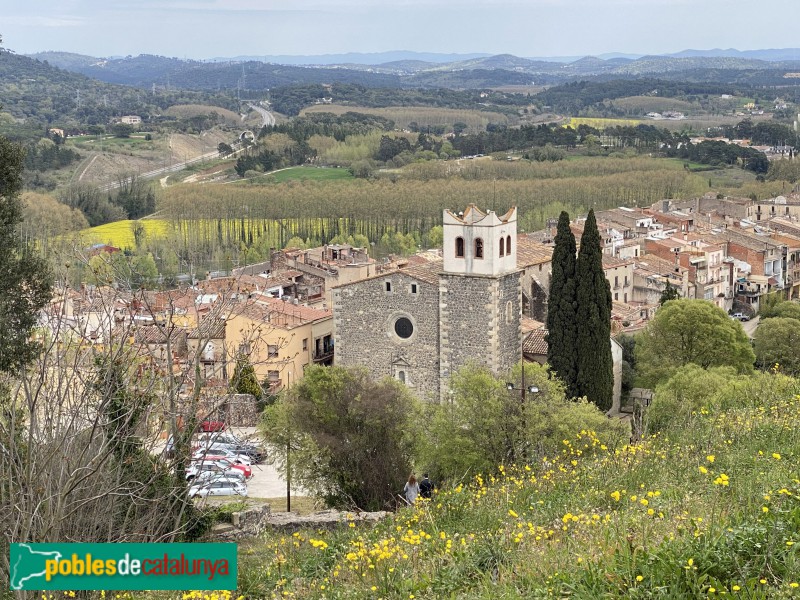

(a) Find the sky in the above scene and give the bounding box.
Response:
[2,0,798,60]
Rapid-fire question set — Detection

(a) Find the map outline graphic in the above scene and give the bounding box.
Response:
[10,544,63,590]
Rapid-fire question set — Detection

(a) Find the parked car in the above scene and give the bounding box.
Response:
[190,456,252,478]
[199,420,226,432]
[195,441,265,463]
[186,462,246,482]
[195,468,246,483]
[192,448,252,466]
[196,432,241,446]
[731,312,751,322]
[189,477,247,498]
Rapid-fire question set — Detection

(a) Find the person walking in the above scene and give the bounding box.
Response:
[403,473,420,504]
[419,473,433,499]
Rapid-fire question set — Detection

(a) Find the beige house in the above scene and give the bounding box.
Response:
[603,255,635,305]
[223,296,333,393]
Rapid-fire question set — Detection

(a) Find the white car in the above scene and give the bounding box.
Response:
[196,432,241,446]
[189,477,247,498]
[192,447,252,466]
[186,462,246,482]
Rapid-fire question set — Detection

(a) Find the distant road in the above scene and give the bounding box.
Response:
[249,103,275,128]
[96,104,274,192]
[97,148,225,192]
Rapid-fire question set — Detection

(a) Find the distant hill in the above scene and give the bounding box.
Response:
[207,51,491,66]
[668,48,800,61]
[0,50,237,140]
[17,47,800,98]
[27,51,102,70]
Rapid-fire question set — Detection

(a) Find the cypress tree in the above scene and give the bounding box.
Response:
[575,209,614,411]
[546,211,578,398]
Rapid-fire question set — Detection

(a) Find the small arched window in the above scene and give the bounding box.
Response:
[455,236,465,258]
[475,238,484,259]
[499,239,505,257]
[398,371,406,384]
[505,300,514,324]
[506,235,512,255]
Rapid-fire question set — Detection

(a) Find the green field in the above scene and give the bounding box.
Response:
[301,104,511,132]
[270,166,354,183]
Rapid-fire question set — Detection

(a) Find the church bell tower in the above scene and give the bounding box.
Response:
[439,205,522,398]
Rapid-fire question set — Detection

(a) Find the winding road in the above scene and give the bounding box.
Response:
[249,103,275,128]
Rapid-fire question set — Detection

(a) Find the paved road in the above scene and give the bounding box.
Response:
[249,102,275,128]
[742,315,760,338]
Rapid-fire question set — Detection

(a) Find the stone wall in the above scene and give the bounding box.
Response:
[224,393,260,427]
[212,506,389,539]
[333,273,440,401]
[439,270,521,398]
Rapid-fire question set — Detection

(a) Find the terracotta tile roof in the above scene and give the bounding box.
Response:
[194,275,268,295]
[134,324,185,345]
[516,237,553,268]
[523,328,548,356]
[602,255,634,268]
[232,296,332,329]
[520,316,544,334]
[400,260,443,286]
[188,317,226,340]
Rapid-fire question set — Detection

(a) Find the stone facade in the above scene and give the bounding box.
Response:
[439,272,521,399]
[333,270,441,401]
[334,206,523,403]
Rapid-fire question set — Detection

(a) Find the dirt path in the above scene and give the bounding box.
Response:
[78,154,98,181]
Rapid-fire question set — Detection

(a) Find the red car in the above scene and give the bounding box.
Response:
[200,420,226,432]
[192,455,252,478]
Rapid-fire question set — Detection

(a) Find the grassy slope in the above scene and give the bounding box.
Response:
[223,374,800,599]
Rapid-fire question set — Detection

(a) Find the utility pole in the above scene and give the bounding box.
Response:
[286,370,292,512]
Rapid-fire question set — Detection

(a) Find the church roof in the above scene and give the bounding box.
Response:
[516,237,553,268]
[400,260,443,286]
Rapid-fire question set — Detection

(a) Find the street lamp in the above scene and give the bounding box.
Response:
[505,356,540,463]
[505,356,540,403]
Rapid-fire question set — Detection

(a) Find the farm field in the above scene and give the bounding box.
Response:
[78,219,170,249]
[300,104,511,132]
[234,166,355,184]
[610,95,697,114]
[563,117,643,129]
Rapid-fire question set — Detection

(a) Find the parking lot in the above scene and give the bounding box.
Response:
[194,426,307,499]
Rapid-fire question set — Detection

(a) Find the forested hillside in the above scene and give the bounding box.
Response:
[0,49,238,141]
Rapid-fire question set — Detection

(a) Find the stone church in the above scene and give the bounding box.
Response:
[333,205,524,402]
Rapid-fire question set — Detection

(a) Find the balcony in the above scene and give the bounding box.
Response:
[267,381,283,394]
[313,348,334,363]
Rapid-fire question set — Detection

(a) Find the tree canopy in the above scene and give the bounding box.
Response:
[753,317,800,375]
[261,366,417,511]
[0,134,52,373]
[417,362,627,483]
[635,299,755,387]
[574,209,614,411]
[546,211,578,398]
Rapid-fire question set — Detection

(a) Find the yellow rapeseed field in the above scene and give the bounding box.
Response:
[78,220,171,249]
[563,117,643,129]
